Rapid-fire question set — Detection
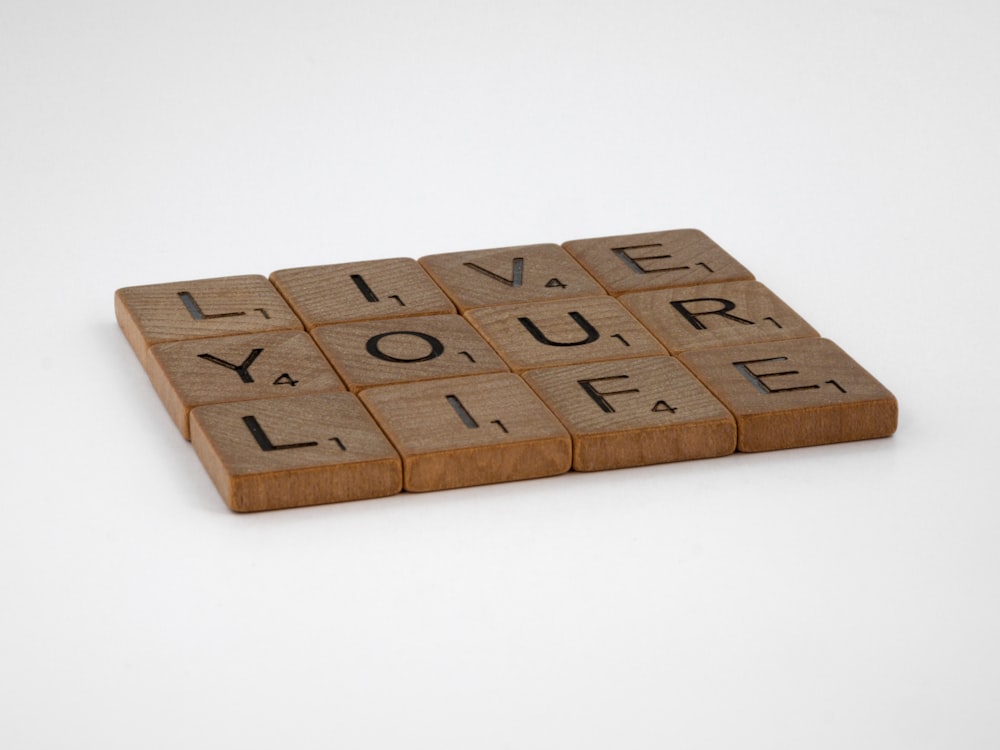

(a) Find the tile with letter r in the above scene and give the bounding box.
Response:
[148,330,347,439]
[678,338,898,452]
[359,373,572,492]
[464,296,667,373]
[311,314,509,392]
[189,392,402,512]
[269,258,455,329]
[418,242,606,311]
[115,275,303,370]
[522,356,737,472]
[619,280,819,353]
[562,229,754,295]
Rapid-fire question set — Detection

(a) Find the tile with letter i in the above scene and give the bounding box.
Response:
[190,392,402,512]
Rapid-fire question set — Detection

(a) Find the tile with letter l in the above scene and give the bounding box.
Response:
[464,296,666,373]
[190,392,402,512]
[359,373,572,492]
[562,229,754,295]
[311,314,509,392]
[115,275,303,370]
[148,330,347,439]
[619,280,819,353]
[678,338,898,452]
[270,258,455,329]
[522,356,737,471]
[419,243,606,311]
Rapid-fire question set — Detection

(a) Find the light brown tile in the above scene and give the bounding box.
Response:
[419,243,606,311]
[464,296,666,372]
[619,280,819,353]
[270,258,455,329]
[359,373,572,492]
[522,356,736,471]
[190,392,402,512]
[562,229,754,295]
[678,338,897,452]
[148,330,346,439]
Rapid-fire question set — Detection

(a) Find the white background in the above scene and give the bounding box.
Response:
[2,2,998,748]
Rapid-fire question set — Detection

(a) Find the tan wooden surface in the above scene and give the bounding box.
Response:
[359,373,572,492]
[311,314,509,392]
[619,280,819,353]
[419,243,605,311]
[190,392,402,512]
[270,258,455,329]
[562,229,754,295]
[148,330,346,439]
[464,296,666,372]
[678,338,897,452]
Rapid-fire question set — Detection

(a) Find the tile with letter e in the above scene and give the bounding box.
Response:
[522,356,736,471]
[619,280,819,353]
[190,392,402,512]
[678,338,897,452]
[562,229,754,295]
[115,275,303,369]
[464,296,666,372]
[270,258,455,329]
[359,373,572,492]
[419,243,606,311]
[148,330,347,439]
[311,314,509,392]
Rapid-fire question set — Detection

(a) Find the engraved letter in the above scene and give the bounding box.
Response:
[733,357,820,394]
[198,348,263,383]
[366,331,445,363]
[463,257,524,287]
[669,298,754,330]
[577,375,640,414]
[612,245,688,275]
[517,311,600,347]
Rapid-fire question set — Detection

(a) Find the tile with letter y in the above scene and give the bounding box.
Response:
[522,356,737,471]
[190,392,402,512]
[148,330,347,439]
[359,373,572,492]
[678,338,898,452]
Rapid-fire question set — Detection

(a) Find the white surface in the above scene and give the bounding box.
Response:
[2,2,998,748]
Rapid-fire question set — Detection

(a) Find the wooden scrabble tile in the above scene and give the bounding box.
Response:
[464,296,667,372]
[562,229,754,295]
[311,314,509,392]
[359,373,572,492]
[522,356,736,471]
[270,258,455,329]
[148,330,347,439]
[619,280,819,353]
[418,243,606,311]
[115,275,303,368]
[678,338,897,452]
[190,392,402,512]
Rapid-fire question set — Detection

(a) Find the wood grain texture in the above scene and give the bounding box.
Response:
[562,229,754,295]
[270,258,455,329]
[311,314,509,392]
[189,392,402,512]
[678,338,897,452]
[522,356,736,471]
[359,373,572,492]
[464,296,667,372]
[419,243,605,311]
[619,280,819,353]
[148,330,346,439]
[115,275,303,369]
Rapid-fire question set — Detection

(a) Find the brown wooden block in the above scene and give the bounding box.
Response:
[190,392,402,512]
[678,338,898,452]
[148,330,347,439]
[522,356,736,471]
[619,280,820,353]
[270,258,455,329]
[359,373,572,492]
[464,296,667,372]
[562,229,754,295]
[311,314,509,392]
[115,275,304,368]
[418,243,606,311]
